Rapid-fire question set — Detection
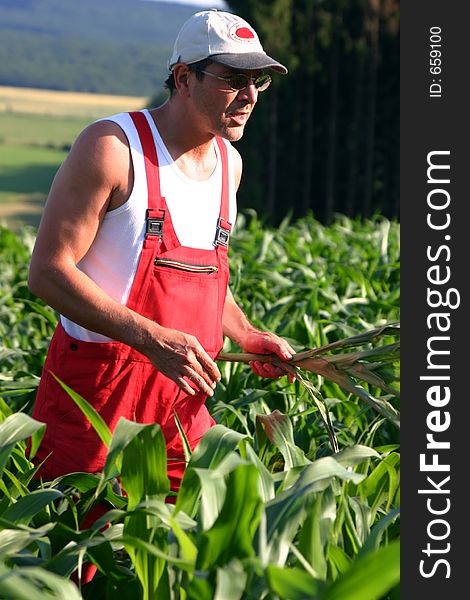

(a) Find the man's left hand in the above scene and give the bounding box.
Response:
[242,331,296,382]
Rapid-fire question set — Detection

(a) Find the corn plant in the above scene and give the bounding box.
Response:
[0,212,400,598]
[219,322,400,453]
[0,383,399,599]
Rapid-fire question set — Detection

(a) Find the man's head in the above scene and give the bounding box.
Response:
[165,10,287,142]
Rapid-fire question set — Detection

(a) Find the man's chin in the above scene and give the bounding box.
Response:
[222,124,246,142]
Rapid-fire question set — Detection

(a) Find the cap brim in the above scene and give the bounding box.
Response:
[209,52,288,74]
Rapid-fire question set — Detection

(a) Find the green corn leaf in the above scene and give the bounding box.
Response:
[360,452,400,509]
[359,508,400,555]
[120,534,193,571]
[85,537,123,578]
[0,397,13,420]
[50,372,112,447]
[20,298,59,326]
[187,425,247,470]
[265,457,365,565]
[324,343,400,366]
[245,443,275,502]
[193,453,246,531]
[290,372,339,453]
[327,545,352,579]
[257,410,310,469]
[267,564,323,600]
[2,467,29,499]
[214,559,247,600]
[293,323,400,360]
[174,409,192,463]
[119,421,170,508]
[101,418,149,485]
[0,413,46,476]
[196,463,262,570]
[117,423,171,597]
[318,540,400,600]
[0,529,35,560]
[333,445,381,469]
[186,574,214,600]
[127,498,198,562]
[2,489,63,526]
[176,425,247,518]
[0,564,83,600]
[297,490,337,580]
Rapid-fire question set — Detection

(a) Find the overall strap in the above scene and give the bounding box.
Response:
[214,137,232,248]
[129,111,167,240]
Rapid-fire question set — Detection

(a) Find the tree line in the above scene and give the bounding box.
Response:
[224,0,399,224]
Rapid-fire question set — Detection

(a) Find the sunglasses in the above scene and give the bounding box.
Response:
[200,70,272,92]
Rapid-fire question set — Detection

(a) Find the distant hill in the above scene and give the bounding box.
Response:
[0,0,211,97]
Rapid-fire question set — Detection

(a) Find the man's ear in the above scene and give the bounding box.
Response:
[172,64,192,96]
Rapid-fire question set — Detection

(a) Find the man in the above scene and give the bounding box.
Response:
[28,9,294,492]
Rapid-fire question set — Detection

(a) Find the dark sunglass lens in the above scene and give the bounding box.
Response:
[229,74,250,90]
[227,73,272,91]
[255,74,272,90]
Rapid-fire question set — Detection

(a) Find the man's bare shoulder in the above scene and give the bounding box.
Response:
[70,119,130,166]
[39,118,134,227]
[58,119,132,205]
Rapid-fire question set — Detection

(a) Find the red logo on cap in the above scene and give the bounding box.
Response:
[228,23,257,43]
[235,27,255,39]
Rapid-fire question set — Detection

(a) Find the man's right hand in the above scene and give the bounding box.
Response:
[139,326,221,397]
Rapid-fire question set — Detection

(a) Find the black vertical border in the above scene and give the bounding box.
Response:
[401,1,468,597]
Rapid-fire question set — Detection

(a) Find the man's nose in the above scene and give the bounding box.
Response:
[237,82,258,103]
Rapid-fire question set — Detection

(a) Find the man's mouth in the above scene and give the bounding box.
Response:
[227,111,250,125]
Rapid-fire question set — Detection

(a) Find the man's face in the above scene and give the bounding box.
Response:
[190,62,262,142]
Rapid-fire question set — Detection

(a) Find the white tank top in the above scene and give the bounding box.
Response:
[61,109,237,342]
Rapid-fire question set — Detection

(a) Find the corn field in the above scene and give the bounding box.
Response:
[0,212,400,600]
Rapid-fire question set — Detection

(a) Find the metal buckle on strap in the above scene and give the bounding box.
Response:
[146,209,165,237]
[214,217,230,247]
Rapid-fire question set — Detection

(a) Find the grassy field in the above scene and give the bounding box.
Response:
[0,86,148,229]
[0,85,147,118]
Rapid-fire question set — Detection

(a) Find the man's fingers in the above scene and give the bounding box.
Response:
[192,361,219,390]
[249,361,282,379]
[263,363,283,378]
[194,346,221,383]
[176,376,197,396]
[252,333,295,361]
[183,366,216,397]
[249,360,296,382]
[275,340,295,361]
[147,328,221,395]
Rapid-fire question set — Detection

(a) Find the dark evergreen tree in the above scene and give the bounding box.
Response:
[227,0,399,224]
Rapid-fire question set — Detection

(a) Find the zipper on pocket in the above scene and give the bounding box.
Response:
[154,257,218,273]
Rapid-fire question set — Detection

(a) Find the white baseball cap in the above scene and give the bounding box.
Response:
[168,9,288,74]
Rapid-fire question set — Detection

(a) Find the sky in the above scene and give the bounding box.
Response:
[149,0,228,8]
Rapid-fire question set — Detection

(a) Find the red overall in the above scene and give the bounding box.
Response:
[32,111,231,491]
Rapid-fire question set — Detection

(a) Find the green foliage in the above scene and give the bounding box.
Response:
[0,213,400,597]
[0,406,400,598]
[0,226,54,409]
